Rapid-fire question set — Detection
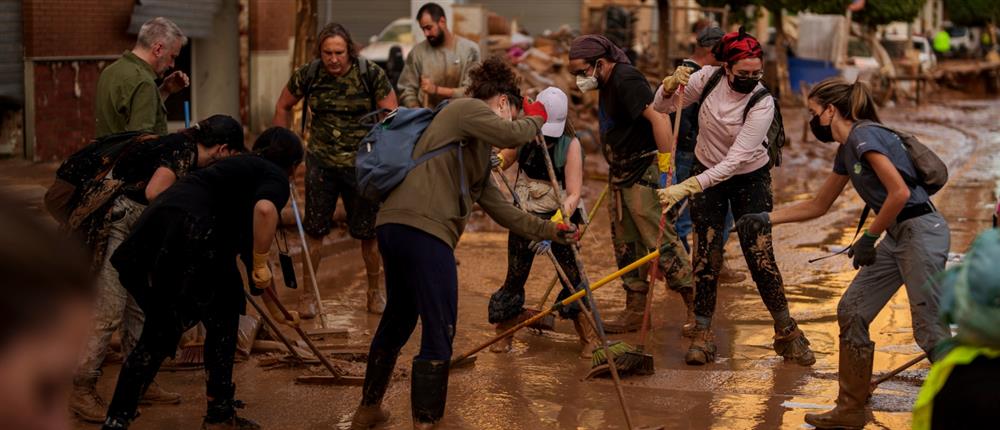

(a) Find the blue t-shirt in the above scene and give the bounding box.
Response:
[832,122,930,212]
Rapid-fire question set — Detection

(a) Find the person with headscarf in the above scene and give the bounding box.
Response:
[568,35,696,336]
[653,27,816,366]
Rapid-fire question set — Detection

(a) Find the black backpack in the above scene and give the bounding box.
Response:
[299,56,378,135]
[699,68,787,168]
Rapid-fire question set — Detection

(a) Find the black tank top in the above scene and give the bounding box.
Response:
[518,135,568,185]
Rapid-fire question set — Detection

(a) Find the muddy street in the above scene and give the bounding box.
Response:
[67,97,1000,430]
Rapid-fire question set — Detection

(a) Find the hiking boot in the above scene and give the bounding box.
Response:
[679,288,697,338]
[604,290,646,334]
[572,314,600,359]
[411,359,449,429]
[202,396,259,430]
[684,327,717,365]
[366,271,386,315]
[804,339,874,429]
[718,263,747,285]
[139,380,181,405]
[351,349,397,429]
[773,320,816,366]
[70,381,107,423]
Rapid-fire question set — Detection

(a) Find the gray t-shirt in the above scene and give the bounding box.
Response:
[832,122,930,212]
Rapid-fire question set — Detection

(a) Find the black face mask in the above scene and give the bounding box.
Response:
[730,75,758,94]
[810,114,835,143]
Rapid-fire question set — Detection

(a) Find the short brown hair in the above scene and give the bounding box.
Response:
[315,23,358,61]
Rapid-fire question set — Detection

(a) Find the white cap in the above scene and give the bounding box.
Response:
[537,87,568,138]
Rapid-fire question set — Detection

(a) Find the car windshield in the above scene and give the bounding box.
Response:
[913,40,926,50]
[380,23,413,44]
[947,27,968,37]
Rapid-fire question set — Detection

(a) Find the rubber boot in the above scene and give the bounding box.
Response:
[366,270,387,315]
[351,349,397,429]
[773,320,817,366]
[684,327,717,365]
[201,383,259,430]
[139,379,181,405]
[679,288,697,338]
[804,339,874,429]
[411,359,449,429]
[299,236,324,319]
[604,290,646,334]
[70,377,107,423]
[572,314,600,359]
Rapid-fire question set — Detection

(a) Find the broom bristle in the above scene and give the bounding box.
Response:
[615,350,655,376]
[176,342,204,366]
[591,340,635,368]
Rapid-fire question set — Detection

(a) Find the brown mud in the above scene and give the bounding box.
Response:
[49,97,1000,429]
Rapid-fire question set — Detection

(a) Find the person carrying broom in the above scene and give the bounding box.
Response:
[487,86,599,358]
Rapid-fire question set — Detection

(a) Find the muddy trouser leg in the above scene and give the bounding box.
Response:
[888,212,951,360]
[202,291,243,423]
[77,197,145,385]
[303,154,341,240]
[488,231,536,324]
[551,238,584,320]
[726,168,790,326]
[689,175,728,328]
[609,185,650,296]
[673,150,696,251]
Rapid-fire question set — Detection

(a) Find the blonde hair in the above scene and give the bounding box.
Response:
[808,77,880,123]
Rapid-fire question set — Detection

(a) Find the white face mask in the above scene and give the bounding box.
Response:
[576,63,600,92]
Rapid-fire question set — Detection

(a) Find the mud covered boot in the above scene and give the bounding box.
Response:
[604,291,646,334]
[773,320,816,366]
[201,396,259,430]
[139,379,181,405]
[804,339,874,429]
[679,288,697,338]
[718,262,747,285]
[411,359,449,429]
[489,309,537,353]
[70,378,107,423]
[684,327,717,365]
[298,290,319,320]
[572,315,600,359]
[352,349,397,429]
[366,270,387,315]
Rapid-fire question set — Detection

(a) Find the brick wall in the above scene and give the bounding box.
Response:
[23,0,135,58]
[251,0,294,51]
[31,60,106,161]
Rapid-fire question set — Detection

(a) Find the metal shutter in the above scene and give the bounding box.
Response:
[469,0,581,34]
[318,0,412,44]
[128,0,224,39]
[0,0,23,106]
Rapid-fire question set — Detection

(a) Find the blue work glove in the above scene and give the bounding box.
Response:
[529,240,552,255]
[736,212,771,238]
[849,230,879,269]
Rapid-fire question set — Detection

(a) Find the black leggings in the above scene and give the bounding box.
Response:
[488,223,582,323]
[371,223,458,361]
[689,162,787,322]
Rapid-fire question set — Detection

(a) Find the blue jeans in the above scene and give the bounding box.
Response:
[673,151,733,252]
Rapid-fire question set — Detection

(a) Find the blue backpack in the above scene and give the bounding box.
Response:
[355,102,464,201]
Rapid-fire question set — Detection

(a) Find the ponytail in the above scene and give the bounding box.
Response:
[808,77,880,123]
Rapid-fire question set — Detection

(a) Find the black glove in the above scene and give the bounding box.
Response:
[849,231,879,269]
[736,212,771,238]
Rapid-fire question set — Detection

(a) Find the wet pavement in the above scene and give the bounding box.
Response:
[42,97,1000,429]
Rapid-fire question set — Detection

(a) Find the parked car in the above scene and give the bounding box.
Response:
[360,18,415,68]
[911,36,936,73]
[947,25,979,56]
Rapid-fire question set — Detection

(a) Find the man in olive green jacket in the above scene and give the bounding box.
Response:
[94,17,190,138]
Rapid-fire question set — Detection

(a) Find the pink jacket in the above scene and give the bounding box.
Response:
[653,66,774,190]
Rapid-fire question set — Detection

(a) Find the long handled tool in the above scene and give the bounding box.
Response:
[536,135,635,429]
[258,287,364,385]
[533,185,609,317]
[287,185,333,332]
[245,289,305,364]
[451,249,661,367]
[870,352,927,394]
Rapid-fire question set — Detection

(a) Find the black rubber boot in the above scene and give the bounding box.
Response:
[411,358,449,429]
[201,384,259,430]
[351,349,398,429]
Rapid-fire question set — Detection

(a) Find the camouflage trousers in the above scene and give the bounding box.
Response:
[77,196,146,384]
[609,165,694,294]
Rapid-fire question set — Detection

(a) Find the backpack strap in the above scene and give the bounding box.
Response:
[698,68,727,106]
[301,59,323,135]
[741,88,771,123]
[807,205,871,263]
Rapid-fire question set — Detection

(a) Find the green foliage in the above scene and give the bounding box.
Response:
[946,0,1000,26]
[850,0,924,27]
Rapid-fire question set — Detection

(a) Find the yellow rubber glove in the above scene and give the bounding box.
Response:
[251,251,272,290]
[656,177,702,211]
[662,66,693,97]
[549,209,564,223]
[657,152,672,175]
